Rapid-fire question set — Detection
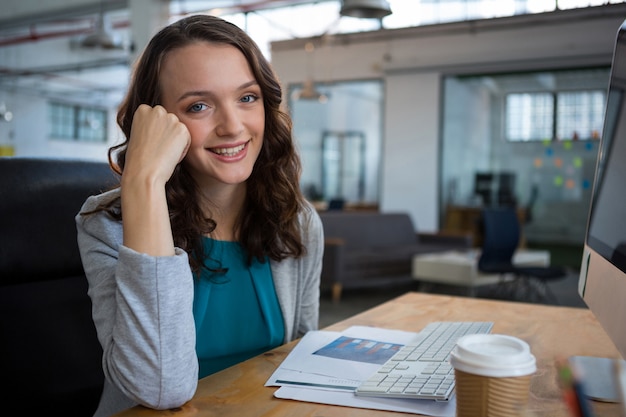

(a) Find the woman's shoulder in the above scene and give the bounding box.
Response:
[298,199,323,240]
[79,187,121,213]
[76,188,122,235]
[75,188,123,255]
[299,199,321,223]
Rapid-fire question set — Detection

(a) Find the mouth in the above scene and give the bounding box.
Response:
[209,140,249,157]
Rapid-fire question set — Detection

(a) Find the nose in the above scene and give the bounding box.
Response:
[215,103,244,138]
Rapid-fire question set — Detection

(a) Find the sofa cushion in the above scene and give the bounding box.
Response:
[343,242,453,277]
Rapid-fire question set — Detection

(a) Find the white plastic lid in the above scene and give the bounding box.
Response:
[449,334,537,377]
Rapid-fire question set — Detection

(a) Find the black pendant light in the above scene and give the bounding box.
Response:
[339,0,392,19]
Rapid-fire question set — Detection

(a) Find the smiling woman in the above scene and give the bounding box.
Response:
[158,42,266,197]
[75,14,324,417]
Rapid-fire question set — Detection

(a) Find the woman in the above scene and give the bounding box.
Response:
[76,14,323,417]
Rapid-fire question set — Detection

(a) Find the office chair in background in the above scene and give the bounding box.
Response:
[327,198,346,211]
[477,207,568,304]
[0,157,118,416]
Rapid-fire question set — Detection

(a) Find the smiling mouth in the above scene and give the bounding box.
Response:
[209,141,248,157]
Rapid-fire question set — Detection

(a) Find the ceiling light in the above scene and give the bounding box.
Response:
[80,10,120,49]
[340,0,392,19]
[296,79,328,103]
[81,32,117,49]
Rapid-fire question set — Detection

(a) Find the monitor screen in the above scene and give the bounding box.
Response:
[579,19,626,360]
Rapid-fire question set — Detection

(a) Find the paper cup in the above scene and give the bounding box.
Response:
[450,334,536,417]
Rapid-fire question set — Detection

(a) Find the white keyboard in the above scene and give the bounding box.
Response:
[354,321,493,401]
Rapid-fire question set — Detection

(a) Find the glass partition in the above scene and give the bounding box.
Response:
[441,68,610,244]
[289,80,383,208]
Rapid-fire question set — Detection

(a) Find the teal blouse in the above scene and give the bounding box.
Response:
[192,238,285,378]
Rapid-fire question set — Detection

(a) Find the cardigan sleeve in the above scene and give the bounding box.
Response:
[271,201,324,342]
[76,191,198,410]
[295,203,324,338]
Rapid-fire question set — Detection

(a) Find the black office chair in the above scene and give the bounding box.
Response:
[327,198,345,211]
[478,207,568,304]
[0,157,118,416]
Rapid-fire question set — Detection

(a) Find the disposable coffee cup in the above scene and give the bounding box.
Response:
[450,334,537,417]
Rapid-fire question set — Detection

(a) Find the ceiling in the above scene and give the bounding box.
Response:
[0,1,338,106]
[0,1,325,29]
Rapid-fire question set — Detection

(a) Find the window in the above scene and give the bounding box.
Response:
[48,102,107,143]
[557,90,605,140]
[505,90,606,141]
[506,93,554,141]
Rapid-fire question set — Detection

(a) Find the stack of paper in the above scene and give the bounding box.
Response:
[265,325,455,416]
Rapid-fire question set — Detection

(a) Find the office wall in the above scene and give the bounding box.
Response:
[2,4,625,235]
[383,72,440,231]
[270,4,626,232]
[0,0,166,160]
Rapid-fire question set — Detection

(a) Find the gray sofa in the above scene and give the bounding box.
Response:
[319,211,472,303]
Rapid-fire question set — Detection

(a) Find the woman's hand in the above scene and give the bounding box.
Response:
[120,104,191,256]
[123,104,191,187]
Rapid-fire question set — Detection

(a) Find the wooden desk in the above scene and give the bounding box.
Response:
[113,293,622,417]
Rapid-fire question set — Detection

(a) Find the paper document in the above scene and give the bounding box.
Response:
[265,325,455,417]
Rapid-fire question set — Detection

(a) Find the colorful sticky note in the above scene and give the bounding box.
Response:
[573,157,582,168]
[554,176,564,187]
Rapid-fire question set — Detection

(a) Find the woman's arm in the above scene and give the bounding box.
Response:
[120,104,190,257]
[76,104,196,410]
[76,197,198,410]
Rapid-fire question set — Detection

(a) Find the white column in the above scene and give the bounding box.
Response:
[128,0,170,64]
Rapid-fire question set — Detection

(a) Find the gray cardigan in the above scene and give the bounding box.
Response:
[76,189,323,417]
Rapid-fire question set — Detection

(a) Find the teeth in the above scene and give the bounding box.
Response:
[212,142,246,157]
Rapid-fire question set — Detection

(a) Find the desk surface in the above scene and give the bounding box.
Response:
[113,292,622,417]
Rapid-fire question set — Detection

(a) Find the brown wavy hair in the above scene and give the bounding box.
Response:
[101,14,306,272]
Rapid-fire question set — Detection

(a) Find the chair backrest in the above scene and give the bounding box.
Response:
[319,211,417,249]
[0,157,118,415]
[477,207,521,273]
[327,198,345,211]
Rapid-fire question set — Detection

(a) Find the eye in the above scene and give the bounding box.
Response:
[188,103,207,113]
[240,94,259,103]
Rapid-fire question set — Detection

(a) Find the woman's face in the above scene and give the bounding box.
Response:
[159,41,265,189]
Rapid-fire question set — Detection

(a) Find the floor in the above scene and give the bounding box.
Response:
[319,264,587,329]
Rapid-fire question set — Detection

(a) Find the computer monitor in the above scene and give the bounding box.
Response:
[578,18,626,399]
